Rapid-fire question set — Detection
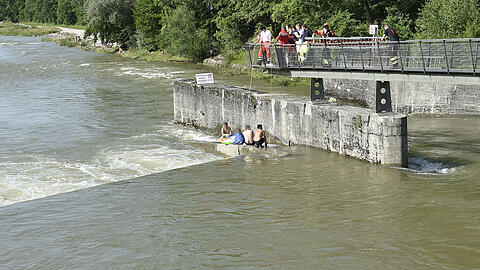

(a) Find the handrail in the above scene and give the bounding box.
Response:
[245,37,480,75]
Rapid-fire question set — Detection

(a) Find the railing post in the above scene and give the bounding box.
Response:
[398,40,404,73]
[469,39,476,74]
[475,41,479,74]
[359,40,365,71]
[376,38,384,71]
[341,40,347,70]
[442,40,450,74]
[419,40,426,73]
[247,45,253,66]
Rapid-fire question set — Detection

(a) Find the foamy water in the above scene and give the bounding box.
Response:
[407,157,458,175]
[0,127,221,207]
[0,36,222,206]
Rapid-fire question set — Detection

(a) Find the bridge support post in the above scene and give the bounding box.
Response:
[375,81,392,113]
[311,78,324,101]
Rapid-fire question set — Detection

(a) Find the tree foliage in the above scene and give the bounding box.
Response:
[134,0,167,51]
[6,0,480,60]
[415,0,480,39]
[160,5,210,61]
[85,0,136,47]
[382,7,413,40]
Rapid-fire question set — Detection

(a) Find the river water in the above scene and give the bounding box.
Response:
[0,36,479,269]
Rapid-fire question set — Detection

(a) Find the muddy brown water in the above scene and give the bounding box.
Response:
[0,36,479,269]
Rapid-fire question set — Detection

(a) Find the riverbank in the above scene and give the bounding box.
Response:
[0,22,60,36]
[35,25,308,87]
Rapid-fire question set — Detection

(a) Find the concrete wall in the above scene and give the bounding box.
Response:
[324,78,480,114]
[174,80,408,167]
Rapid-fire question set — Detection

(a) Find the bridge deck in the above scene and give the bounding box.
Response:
[247,37,480,75]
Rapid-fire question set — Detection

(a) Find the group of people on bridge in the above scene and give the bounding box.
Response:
[257,23,399,67]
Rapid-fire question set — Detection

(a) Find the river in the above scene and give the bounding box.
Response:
[0,36,479,269]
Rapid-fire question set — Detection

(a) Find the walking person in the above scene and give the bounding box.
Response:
[257,26,272,66]
[382,24,400,68]
[298,24,313,63]
[287,27,298,65]
[276,25,290,65]
[320,23,336,66]
[293,24,303,56]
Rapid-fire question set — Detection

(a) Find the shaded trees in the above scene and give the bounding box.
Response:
[416,0,480,38]
[85,0,136,47]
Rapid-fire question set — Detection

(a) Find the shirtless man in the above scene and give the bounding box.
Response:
[253,124,267,149]
[243,125,254,145]
[221,122,232,137]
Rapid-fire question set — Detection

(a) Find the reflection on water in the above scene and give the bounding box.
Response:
[0,36,480,269]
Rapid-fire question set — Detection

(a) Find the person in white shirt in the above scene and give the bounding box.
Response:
[294,24,304,53]
[257,26,272,65]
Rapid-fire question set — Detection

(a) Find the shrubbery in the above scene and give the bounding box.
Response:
[160,6,210,62]
[415,0,480,39]
[3,0,480,62]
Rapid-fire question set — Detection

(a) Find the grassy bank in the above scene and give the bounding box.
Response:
[120,49,192,63]
[22,21,87,30]
[0,22,60,36]
[39,28,307,87]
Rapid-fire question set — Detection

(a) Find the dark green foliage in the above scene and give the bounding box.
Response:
[160,5,210,61]
[415,0,480,38]
[134,0,167,51]
[85,0,137,48]
[327,10,363,37]
[5,0,480,60]
[382,7,413,40]
[57,0,77,25]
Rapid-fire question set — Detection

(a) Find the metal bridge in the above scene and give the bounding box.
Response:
[246,37,480,112]
[247,37,480,74]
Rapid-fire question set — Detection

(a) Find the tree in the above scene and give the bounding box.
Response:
[134,0,169,51]
[57,0,77,25]
[327,10,362,37]
[415,0,480,38]
[85,0,137,48]
[160,5,210,61]
[382,7,413,40]
[0,0,21,22]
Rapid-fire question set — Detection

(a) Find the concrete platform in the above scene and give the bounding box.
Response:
[174,80,408,167]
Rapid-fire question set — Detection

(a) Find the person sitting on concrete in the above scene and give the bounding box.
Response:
[233,129,245,145]
[253,124,267,149]
[243,125,254,145]
[221,122,232,137]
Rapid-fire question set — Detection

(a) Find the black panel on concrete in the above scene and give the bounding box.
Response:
[311,78,324,101]
[376,81,392,113]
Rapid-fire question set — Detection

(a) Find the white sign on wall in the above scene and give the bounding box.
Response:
[195,73,215,85]
[369,25,379,35]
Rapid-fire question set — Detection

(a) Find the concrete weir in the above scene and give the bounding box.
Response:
[174,80,408,167]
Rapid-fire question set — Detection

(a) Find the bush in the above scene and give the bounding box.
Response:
[415,0,480,39]
[160,6,210,62]
[134,0,165,51]
[382,7,414,40]
[215,15,245,57]
[57,0,77,25]
[326,10,360,37]
[85,0,137,48]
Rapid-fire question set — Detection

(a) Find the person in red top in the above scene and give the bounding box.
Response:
[277,25,289,45]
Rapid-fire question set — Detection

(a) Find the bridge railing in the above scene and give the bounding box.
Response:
[246,37,480,74]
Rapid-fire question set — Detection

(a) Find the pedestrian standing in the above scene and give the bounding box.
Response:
[257,26,272,66]
[382,24,400,68]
